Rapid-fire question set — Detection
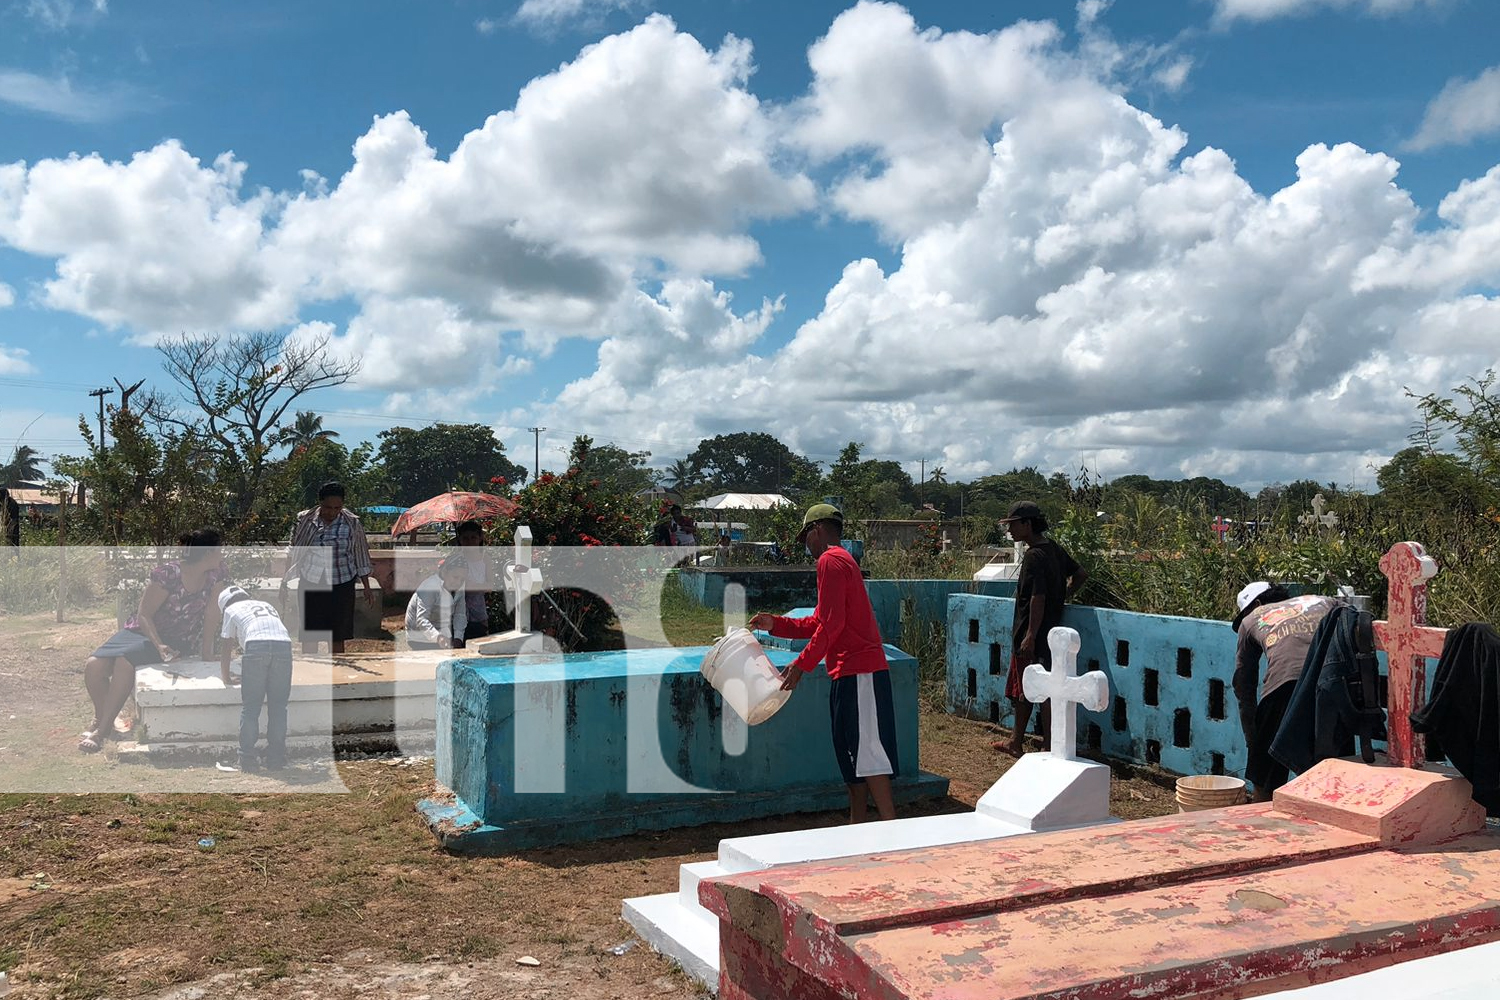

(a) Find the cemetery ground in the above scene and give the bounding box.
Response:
[0,603,1178,1000]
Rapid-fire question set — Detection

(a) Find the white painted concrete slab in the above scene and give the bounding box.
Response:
[718,811,1028,874]
[975,754,1112,831]
[621,892,719,987]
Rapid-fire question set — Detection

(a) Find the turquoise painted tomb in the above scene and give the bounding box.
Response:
[421,643,949,853]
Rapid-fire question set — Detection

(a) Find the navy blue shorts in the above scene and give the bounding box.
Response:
[828,671,900,785]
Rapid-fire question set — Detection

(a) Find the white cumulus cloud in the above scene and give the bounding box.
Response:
[0,142,292,336]
[548,2,1500,486]
[1405,65,1500,151]
[274,16,812,334]
[0,281,13,308]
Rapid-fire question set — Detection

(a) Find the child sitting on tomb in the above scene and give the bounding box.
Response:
[750,504,899,824]
[404,555,469,650]
[218,585,295,771]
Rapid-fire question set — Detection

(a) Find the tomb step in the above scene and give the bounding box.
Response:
[621,892,720,989]
[717,810,1028,876]
[679,860,726,909]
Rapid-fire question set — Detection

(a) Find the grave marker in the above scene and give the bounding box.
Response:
[1021,627,1110,761]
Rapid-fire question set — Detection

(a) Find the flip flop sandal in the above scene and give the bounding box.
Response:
[78,733,102,753]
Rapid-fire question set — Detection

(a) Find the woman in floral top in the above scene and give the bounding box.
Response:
[81,527,226,752]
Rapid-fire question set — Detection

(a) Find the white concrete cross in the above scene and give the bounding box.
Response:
[505,526,545,633]
[1298,492,1340,532]
[1021,627,1110,761]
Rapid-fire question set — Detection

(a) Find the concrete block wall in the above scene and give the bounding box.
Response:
[948,595,1257,779]
[946,594,1425,779]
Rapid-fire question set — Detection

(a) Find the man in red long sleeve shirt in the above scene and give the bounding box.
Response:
[749,503,899,823]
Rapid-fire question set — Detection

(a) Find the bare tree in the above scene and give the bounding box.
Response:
[157,331,360,532]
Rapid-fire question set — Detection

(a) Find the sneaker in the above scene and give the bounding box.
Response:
[237,755,260,773]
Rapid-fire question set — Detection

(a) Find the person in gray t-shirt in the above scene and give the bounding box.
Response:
[1232,583,1337,800]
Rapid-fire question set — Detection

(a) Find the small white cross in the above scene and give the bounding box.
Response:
[506,526,545,633]
[1022,627,1110,761]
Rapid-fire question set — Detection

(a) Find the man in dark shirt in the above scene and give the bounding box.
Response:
[995,501,1087,756]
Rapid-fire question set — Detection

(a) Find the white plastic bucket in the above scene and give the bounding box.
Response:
[700,628,792,725]
[1175,775,1247,812]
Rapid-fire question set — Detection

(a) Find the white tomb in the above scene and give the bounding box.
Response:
[622,625,1114,988]
[973,540,1026,582]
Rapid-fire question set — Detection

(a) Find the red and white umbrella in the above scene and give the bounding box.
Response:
[390,491,518,536]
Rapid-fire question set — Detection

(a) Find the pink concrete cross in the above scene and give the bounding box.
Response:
[1375,541,1448,769]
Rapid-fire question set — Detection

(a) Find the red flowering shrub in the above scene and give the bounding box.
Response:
[488,468,648,651]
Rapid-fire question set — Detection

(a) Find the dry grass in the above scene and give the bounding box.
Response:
[0,604,1180,999]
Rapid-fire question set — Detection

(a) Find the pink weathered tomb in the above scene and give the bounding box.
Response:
[701,542,1499,999]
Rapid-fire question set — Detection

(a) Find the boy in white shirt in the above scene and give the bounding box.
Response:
[219,585,295,771]
[405,555,469,650]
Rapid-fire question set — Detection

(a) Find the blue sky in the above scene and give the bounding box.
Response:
[3,0,1499,489]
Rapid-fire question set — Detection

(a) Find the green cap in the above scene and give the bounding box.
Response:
[797,502,843,543]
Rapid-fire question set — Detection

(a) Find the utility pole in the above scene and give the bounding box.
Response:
[919,457,926,485]
[527,426,546,481]
[88,387,114,449]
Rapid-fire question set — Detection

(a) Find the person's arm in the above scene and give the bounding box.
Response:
[451,589,467,647]
[349,516,376,606]
[220,642,240,685]
[750,610,820,640]
[200,581,223,660]
[219,610,238,684]
[133,579,174,659]
[1232,628,1263,748]
[785,558,847,681]
[1021,595,1046,661]
[1065,557,1088,600]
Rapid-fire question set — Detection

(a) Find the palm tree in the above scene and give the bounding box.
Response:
[664,458,701,493]
[0,445,44,486]
[277,411,339,453]
[928,465,948,485]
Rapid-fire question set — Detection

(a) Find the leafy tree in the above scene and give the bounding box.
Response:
[1411,370,1500,494]
[53,403,225,544]
[0,444,45,486]
[567,435,655,495]
[289,440,384,511]
[1376,447,1489,515]
[377,423,527,506]
[156,331,359,534]
[496,468,646,651]
[686,431,820,495]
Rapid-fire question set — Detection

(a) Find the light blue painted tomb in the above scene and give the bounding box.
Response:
[421,643,948,853]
